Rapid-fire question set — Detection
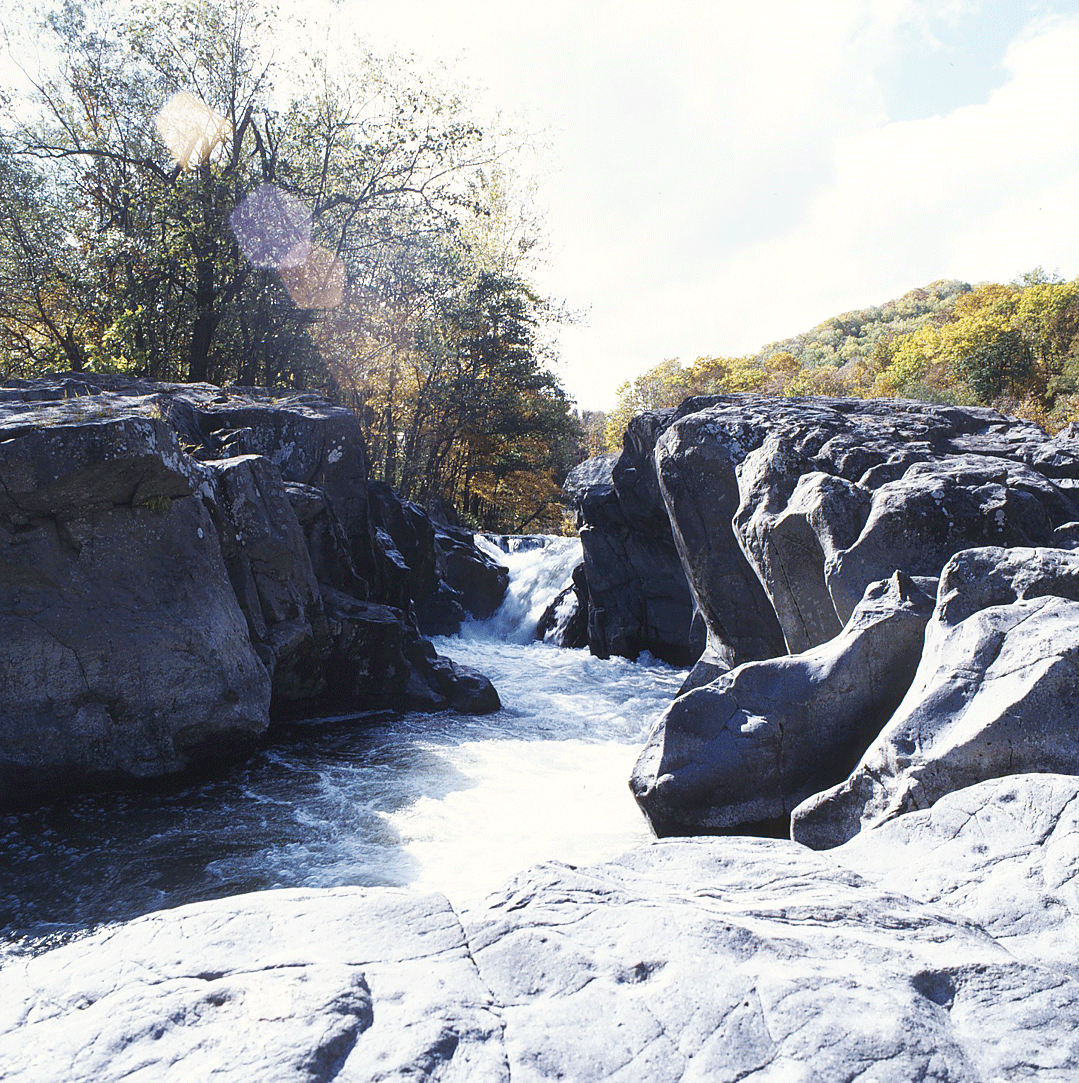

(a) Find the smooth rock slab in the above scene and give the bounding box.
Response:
[836,773,1079,977]
[465,838,1079,1082]
[0,888,507,1083]
[5,840,1079,1081]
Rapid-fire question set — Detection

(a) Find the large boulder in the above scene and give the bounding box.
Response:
[835,772,1079,976]
[434,522,509,621]
[651,394,1077,666]
[0,402,271,800]
[565,429,701,666]
[791,546,1079,849]
[630,572,934,837]
[464,840,1079,1081]
[0,376,500,802]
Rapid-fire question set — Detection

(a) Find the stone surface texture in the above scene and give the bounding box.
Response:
[836,773,1079,976]
[791,546,1079,848]
[0,375,500,801]
[6,834,1079,1081]
[565,423,702,666]
[0,888,507,1083]
[631,572,936,836]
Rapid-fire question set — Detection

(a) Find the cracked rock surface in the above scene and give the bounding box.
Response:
[6,833,1079,1081]
[835,772,1079,977]
[0,888,507,1083]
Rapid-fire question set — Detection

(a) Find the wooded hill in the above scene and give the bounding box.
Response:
[606,272,1079,448]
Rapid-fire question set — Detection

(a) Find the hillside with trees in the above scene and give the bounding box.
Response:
[0,0,582,532]
[605,272,1079,448]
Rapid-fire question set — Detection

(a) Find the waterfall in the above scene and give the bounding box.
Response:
[1,531,690,957]
[471,534,583,643]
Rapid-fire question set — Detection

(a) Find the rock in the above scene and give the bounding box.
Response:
[464,838,1079,1082]
[205,455,323,699]
[655,409,788,666]
[791,546,1079,849]
[835,773,1079,976]
[434,523,509,621]
[824,455,1069,622]
[652,394,1077,666]
[8,838,1079,1080]
[283,481,369,601]
[0,376,502,800]
[630,572,934,837]
[0,887,507,1083]
[0,406,271,800]
[535,561,589,648]
[565,429,702,666]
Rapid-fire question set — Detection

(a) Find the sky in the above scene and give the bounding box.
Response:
[5,1,1079,410]
[314,0,1079,410]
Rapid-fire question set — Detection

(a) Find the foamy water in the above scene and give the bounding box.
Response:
[0,538,684,957]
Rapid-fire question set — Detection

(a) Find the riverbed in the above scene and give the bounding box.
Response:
[0,539,684,961]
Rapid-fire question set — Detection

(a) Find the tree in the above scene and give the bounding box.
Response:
[0,0,581,531]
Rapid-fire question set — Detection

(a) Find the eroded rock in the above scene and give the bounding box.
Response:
[0,888,508,1083]
[565,426,702,666]
[792,547,1079,849]
[630,572,934,837]
[835,773,1079,976]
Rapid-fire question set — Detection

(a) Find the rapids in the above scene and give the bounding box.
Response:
[0,536,685,961]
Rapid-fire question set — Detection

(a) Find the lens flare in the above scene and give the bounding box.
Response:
[279,245,347,309]
[229,184,314,270]
[154,91,232,171]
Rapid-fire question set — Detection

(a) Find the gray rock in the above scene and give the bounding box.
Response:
[630,572,934,836]
[7,838,1079,1080]
[464,838,1079,1082]
[566,423,702,666]
[835,773,1079,976]
[0,887,507,1083]
[651,394,1077,667]
[825,455,1068,622]
[535,561,588,648]
[0,377,502,799]
[434,523,509,621]
[0,409,271,800]
[206,455,323,694]
[792,547,1079,849]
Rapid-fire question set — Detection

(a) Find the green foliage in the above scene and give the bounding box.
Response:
[608,273,1079,449]
[757,280,970,371]
[0,0,580,532]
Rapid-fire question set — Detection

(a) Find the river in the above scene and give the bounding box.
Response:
[0,537,684,962]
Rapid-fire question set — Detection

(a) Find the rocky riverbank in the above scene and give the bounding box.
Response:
[0,375,504,804]
[5,388,1079,1079]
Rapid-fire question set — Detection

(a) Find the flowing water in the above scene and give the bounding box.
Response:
[0,537,684,962]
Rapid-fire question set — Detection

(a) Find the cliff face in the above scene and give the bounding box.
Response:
[570,393,1079,840]
[564,414,704,667]
[0,375,504,802]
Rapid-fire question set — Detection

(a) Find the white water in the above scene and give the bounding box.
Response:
[0,536,683,955]
[474,533,582,642]
[390,634,681,904]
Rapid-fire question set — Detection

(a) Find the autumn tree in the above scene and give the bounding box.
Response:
[0,0,582,530]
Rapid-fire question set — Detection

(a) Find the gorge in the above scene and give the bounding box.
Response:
[3,378,1079,1081]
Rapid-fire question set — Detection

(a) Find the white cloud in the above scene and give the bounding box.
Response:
[286,2,1079,408]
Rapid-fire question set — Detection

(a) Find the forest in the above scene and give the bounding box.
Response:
[0,0,583,533]
[605,271,1079,448]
